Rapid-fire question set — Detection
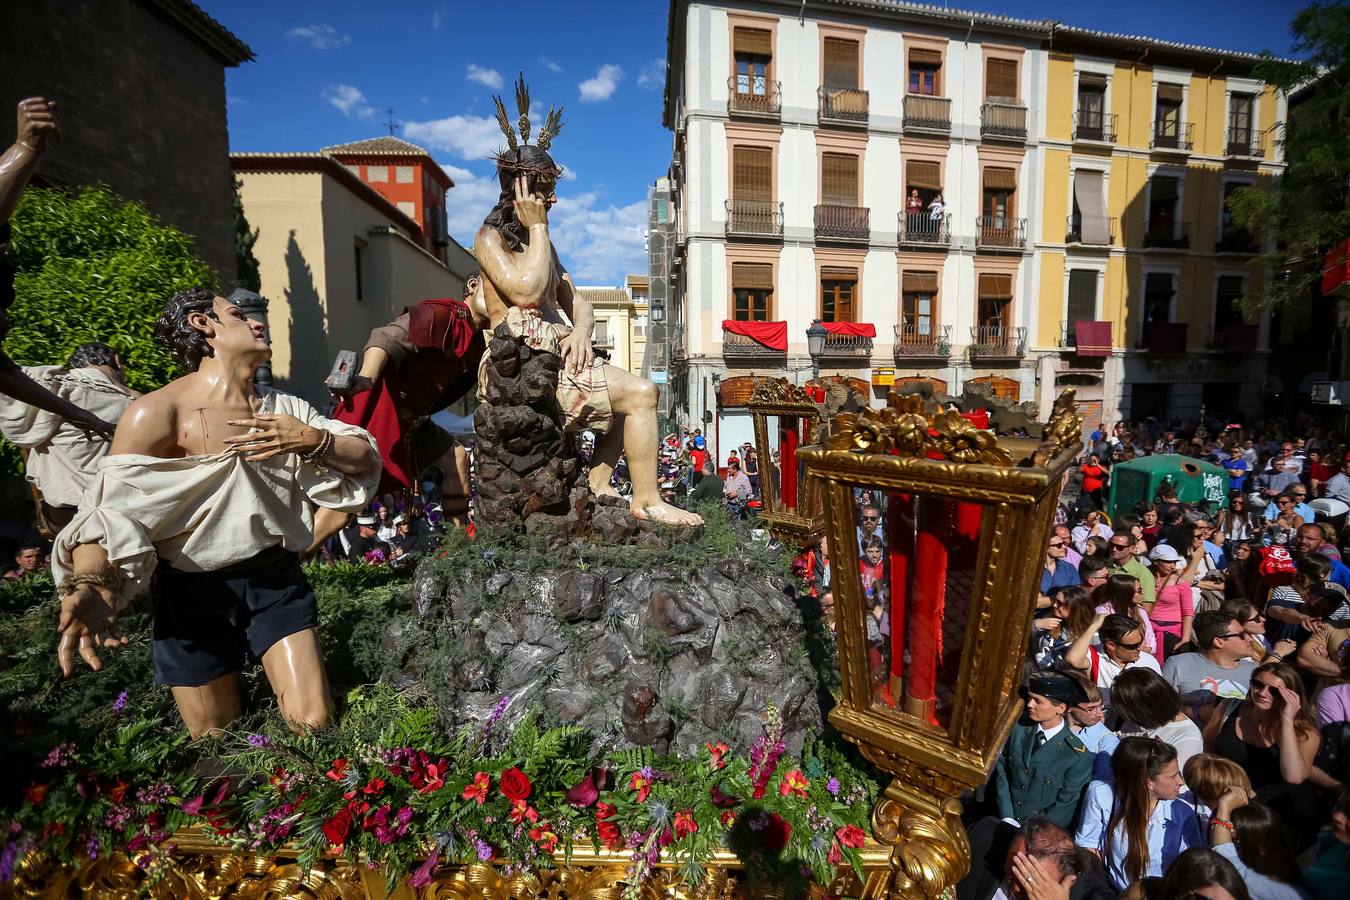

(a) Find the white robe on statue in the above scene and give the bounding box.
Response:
[52,389,379,609]
[0,366,135,508]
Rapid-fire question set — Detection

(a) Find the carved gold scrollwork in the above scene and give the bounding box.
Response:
[871,785,970,900]
[747,377,818,409]
[823,393,1018,467]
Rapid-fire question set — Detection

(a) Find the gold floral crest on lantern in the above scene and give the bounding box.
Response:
[748,377,818,408]
[823,391,1016,467]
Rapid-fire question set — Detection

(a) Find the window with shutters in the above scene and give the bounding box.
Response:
[901,271,938,335]
[1214,276,1244,336]
[823,37,859,89]
[908,48,941,95]
[1147,176,1179,235]
[1228,93,1255,152]
[905,160,942,207]
[1154,84,1183,145]
[1143,272,1174,324]
[821,153,859,206]
[977,274,1012,330]
[1076,74,1107,137]
[985,57,1018,99]
[1066,269,1098,324]
[732,147,772,202]
[734,27,773,97]
[731,263,773,321]
[820,268,857,322]
[633,315,647,337]
[982,168,1015,227]
[594,318,611,346]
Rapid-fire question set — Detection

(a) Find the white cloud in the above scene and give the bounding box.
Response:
[430,5,448,28]
[286,24,349,50]
[578,64,624,102]
[539,57,563,74]
[466,64,504,90]
[323,84,375,119]
[442,164,502,247]
[404,113,503,160]
[637,58,666,89]
[227,95,247,106]
[418,95,431,105]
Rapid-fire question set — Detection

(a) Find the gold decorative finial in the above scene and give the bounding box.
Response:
[492,94,518,151]
[514,72,531,145]
[490,73,563,154]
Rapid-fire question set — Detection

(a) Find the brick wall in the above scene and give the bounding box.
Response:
[0,0,240,285]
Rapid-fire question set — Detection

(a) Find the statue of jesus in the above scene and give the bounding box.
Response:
[473,76,700,527]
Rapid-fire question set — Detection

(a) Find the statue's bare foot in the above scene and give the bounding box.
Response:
[632,500,703,527]
[591,482,624,502]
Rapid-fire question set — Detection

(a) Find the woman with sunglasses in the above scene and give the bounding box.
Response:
[1032,584,1096,670]
[1207,785,1313,900]
[1218,492,1257,544]
[1093,573,1159,656]
[1269,492,1306,537]
[1074,736,1201,891]
[1203,661,1322,846]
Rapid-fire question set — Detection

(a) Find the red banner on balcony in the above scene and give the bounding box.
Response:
[820,321,877,338]
[1073,320,1112,357]
[722,319,788,350]
[1324,240,1350,295]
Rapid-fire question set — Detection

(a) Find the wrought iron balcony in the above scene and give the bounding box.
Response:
[727,76,781,120]
[1073,111,1117,144]
[815,204,869,243]
[1216,226,1259,254]
[818,329,875,364]
[976,216,1026,250]
[725,199,783,239]
[980,101,1028,141]
[1209,323,1259,353]
[1143,221,1191,250]
[894,324,951,361]
[902,94,951,135]
[968,325,1027,360]
[1066,214,1116,246]
[1226,126,1267,159]
[1138,322,1188,355]
[818,86,869,126]
[1150,121,1194,152]
[722,325,785,364]
[898,211,951,247]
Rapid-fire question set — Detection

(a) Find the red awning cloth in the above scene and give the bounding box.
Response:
[1074,320,1112,357]
[820,321,877,338]
[1324,240,1350,295]
[722,319,788,351]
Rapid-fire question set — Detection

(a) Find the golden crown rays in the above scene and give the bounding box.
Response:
[492,72,564,152]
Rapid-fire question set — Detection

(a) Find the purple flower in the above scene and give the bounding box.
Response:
[86,834,100,859]
[39,742,76,769]
[246,734,273,749]
[0,840,24,882]
[135,783,173,805]
[409,847,440,888]
[112,691,128,714]
[104,806,132,830]
[473,837,493,861]
[485,695,511,731]
[826,777,841,796]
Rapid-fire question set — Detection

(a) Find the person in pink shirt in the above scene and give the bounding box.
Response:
[1147,543,1203,662]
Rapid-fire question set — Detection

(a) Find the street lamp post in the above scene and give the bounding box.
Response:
[806,319,828,383]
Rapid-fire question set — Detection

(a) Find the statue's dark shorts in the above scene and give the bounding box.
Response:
[151,546,318,687]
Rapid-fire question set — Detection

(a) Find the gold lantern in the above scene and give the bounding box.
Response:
[797,389,1083,900]
[747,377,826,546]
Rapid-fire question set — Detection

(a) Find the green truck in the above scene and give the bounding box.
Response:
[1106,455,1231,522]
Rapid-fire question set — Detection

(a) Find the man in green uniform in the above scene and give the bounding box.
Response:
[994,672,1095,830]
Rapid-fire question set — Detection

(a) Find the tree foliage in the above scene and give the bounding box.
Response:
[233,177,261,292]
[1229,0,1350,314]
[4,184,216,393]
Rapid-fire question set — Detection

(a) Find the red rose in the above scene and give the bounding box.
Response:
[835,825,866,849]
[322,807,354,845]
[498,767,532,801]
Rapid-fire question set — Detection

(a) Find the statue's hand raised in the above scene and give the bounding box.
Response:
[16,97,59,154]
[512,174,549,229]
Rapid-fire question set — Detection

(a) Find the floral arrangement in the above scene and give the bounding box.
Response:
[2,685,875,894]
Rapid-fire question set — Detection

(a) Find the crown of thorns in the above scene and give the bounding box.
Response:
[492,72,564,173]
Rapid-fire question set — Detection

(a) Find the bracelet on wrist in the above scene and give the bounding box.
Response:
[300,428,334,466]
[1210,817,1235,833]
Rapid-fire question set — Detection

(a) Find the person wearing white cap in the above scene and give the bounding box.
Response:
[346,514,387,563]
[1148,542,1203,660]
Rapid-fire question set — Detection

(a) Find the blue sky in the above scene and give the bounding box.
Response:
[205,0,1309,285]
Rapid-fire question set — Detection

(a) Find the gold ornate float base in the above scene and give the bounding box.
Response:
[6,829,896,899]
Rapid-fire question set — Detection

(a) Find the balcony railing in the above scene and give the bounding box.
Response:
[725,199,783,238]
[968,325,1027,360]
[722,325,786,363]
[898,211,951,247]
[894,324,951,361]
[1226,126,1266,159]
[1073,111,1117,144]
[1216,226,1259,254]
[818,329,875,363]
[818,86,869,126]
[1066,214,1116,246]
[1139,322,1188,355]
[1209,323,1259,353]
[902,94,951,134]
[1060,320,1113,351]
[727,76,781,119]
[1143,221,1191,250]
[980,101,1028,141]
[1150,121,1194,152]
[976,216,1026,250]
[815,204,870,242]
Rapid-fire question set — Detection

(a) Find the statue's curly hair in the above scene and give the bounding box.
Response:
[65,342,119,371]
[154,288,218,371]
